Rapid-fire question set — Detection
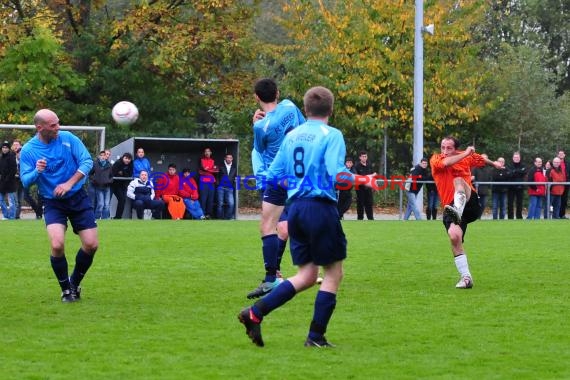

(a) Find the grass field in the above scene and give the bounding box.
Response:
[1,219,569,379]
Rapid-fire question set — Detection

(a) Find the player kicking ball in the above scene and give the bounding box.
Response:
[430,136,501,289]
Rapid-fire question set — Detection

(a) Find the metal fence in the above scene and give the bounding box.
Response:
[394,180,570,220]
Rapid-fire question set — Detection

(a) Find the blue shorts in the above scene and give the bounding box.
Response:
[287,198,347,266]
[43,189,97,234]
[261,183,288,207]
[258,186,289,222]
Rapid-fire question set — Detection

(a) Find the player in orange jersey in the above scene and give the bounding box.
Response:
[430,136,501,289]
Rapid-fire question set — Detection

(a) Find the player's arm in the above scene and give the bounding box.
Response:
[19,149,40,188]
[442,146,475,167]
[266,140,288,187]
[253,125,266,154]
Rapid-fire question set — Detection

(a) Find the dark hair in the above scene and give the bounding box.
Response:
[254,78,278,103]
[182,168,191,173]
[122,152,133,160]
[442,136,460,149]
[168,163,176,169]
[359,150,368,156]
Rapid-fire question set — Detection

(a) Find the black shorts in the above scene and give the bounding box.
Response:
[442,191,481,240]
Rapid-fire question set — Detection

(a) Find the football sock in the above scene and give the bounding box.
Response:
[454,191,467,216]
[454,253,471,278]
[262,234,279,282]
[50,255,70,291]
[70,249,95,287]
[252,280,296,320]
[276,238,287,271]
[308,291,337,341]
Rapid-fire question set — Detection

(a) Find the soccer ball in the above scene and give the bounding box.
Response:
[111,101,139,126]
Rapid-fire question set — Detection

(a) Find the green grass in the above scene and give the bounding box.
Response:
[1,219,569,379]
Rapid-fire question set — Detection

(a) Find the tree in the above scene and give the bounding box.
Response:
[273,0,488,171]
[0,26,85,123]
[477,45,570,159]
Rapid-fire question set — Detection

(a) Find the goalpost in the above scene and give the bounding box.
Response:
[0,124,106,152]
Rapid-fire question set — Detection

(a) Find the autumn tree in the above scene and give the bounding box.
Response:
[272,0,488,171]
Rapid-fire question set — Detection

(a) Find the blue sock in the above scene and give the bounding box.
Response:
[70,249,95,287]
[308,290,337,341]
[252,280,296,319]
[262,234,278,282]
[276,238,287,271]
[50,255,70,291]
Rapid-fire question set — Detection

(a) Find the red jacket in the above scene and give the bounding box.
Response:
[527,168,546,196]
[179,176,199,200]
[549,167,566,196]
[199,157,218,184]
[155,173,180,199]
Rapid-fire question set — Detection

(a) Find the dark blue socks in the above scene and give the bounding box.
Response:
[262,234,279,282]
[308,290,337,341]
[70,249,95,287]
[276,238,287,271]
[252,280,296,320]
[50,255,70,291]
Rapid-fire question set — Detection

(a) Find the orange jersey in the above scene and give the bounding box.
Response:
[430,152,486,206]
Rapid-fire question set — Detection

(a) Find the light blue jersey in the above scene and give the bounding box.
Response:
[251,148,267,179]
[268,120,348,202]
[252,99,305,177]
[20,131,93,199]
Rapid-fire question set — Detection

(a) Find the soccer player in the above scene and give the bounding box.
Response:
[20,109,98,302]
[238,86,374,347]
[246,78,305,299]
[430,136,500,289]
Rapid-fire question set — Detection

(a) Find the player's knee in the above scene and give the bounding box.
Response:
[448,230,462,245]
[82,240,99,254]
[276,222,288,240]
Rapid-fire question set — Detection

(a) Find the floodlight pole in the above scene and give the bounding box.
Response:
[413,0,430,216]
[413,0,424,168]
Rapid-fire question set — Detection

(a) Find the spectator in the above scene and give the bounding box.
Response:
[507,152,527,219]
[423,162,439,220]
[491,157,509,220]
[12,139,43,219]
[111,152,133,219]
[548,157,566,219]
[154,163,186,220]
[0,141,18,220]
[542,160,552,219]
[354,150,374,220]
[404,158,428,220]
[180,168,205,220]
[557,150,569,218]
[217,153,237,219]
[527,157,546,220]
[199,147,218,218]
[472,153,493,218]
[133,147,151,179]
[337,157,355,219]
[89,150,113,219]
[127,170,164,219]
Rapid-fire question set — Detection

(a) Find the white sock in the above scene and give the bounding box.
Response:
[454,254,471,278]
[454,191,467,216]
